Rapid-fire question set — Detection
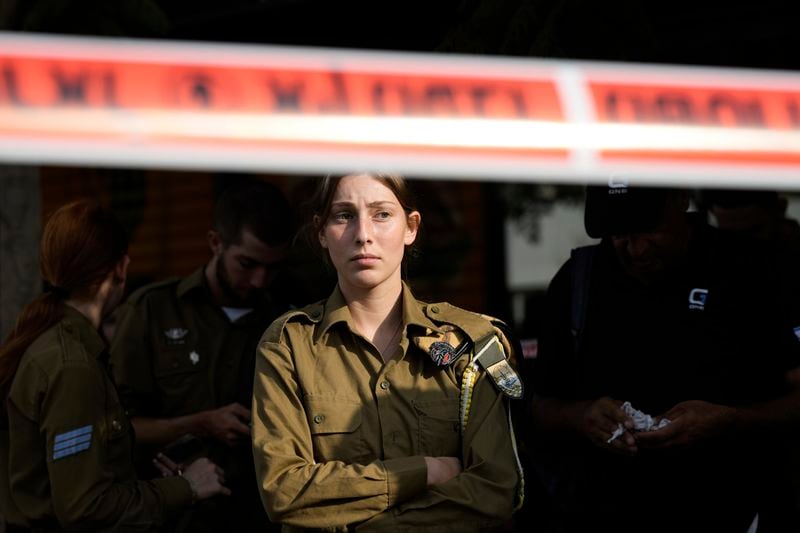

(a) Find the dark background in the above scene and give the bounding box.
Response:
[5,0,800,319]
[4,0,800,70]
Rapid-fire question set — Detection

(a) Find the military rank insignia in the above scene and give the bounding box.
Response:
[473,336,523,399]
[53,424,93,460]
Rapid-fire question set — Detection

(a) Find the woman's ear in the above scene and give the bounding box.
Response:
[405,211,421,245]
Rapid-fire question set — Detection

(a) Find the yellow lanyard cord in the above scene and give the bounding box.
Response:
[459,360,525,511]
[459,363,477,435]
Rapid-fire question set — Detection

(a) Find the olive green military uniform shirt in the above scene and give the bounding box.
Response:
[110,266,286,531]
[253,283,519,532]
[2,306,192,532]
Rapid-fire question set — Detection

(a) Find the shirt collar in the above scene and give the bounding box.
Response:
[62,305,106,359]
[176,266,207,299]
[400,281,442,333]
[176,266,276,322]
[315,281,442,343]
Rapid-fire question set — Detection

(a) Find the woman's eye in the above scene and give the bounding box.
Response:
[332,211,353,222]
[375,211,391,219]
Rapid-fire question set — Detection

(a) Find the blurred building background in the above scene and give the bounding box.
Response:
[2,0,800,344]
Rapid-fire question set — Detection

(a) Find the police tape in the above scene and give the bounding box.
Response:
[2,31,800,187]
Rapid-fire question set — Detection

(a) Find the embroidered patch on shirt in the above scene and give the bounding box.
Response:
[52,425,93,460]
[413,326,470,367]
[163,328,189,345]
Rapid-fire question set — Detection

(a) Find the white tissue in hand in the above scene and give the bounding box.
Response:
[606,401,670,443]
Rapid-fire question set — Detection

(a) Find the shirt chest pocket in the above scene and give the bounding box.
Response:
[152,341,208,398]
[305,397,370,464]
[414,398,461,457]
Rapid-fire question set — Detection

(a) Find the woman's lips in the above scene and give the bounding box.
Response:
[351,254,379,266]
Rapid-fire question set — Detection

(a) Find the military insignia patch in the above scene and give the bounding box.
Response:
[429,340,470,367]
[474,337,524,399]
[53,424,93,460]
[164,328,188,345]
[413,326,470,367]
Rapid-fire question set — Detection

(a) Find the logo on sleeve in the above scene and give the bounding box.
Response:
[688,288,708,311]
[53,425,93,460]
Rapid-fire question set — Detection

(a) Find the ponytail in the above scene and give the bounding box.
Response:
[0,201,128,422]
[0,292,66,420]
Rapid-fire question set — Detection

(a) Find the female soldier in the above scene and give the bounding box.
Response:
[0,201,228,532]
[252,173,522,532]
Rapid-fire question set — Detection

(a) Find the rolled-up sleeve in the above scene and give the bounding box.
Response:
[9,360,192,531]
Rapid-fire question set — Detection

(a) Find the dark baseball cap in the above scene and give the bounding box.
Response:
[584,181,670,238]
[702,189,779,209]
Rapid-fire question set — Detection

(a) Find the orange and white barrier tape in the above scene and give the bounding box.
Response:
[1,32,800,187]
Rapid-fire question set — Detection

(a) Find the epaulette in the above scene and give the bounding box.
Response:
[124,277,182,306]
[422,302,495,343]
[480,314,522,372]
[420,303,523,400]
[261,300,324,344]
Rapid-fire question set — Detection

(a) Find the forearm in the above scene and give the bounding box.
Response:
[531,394,591,437]
[360,502,502,532]
[258,455,427,528]
[362,379,519,529]
[727,387,800,435]
[131,413,207,447]
[363,472,516,530]
[55,475,193,529]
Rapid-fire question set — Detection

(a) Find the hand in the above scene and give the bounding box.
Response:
[580,397,637,455]
[182,457,231,500]
[424,456,462,486]
[200,402,251,447]
[634,400,736,452]
[152,452,181,477]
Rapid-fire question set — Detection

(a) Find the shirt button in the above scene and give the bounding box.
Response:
[111,419,122,431]
[313,414,325,424]
[380,381,390,390]
[430,306,440,314]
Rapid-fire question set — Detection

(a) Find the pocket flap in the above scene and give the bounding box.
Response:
[305,398,363,435]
